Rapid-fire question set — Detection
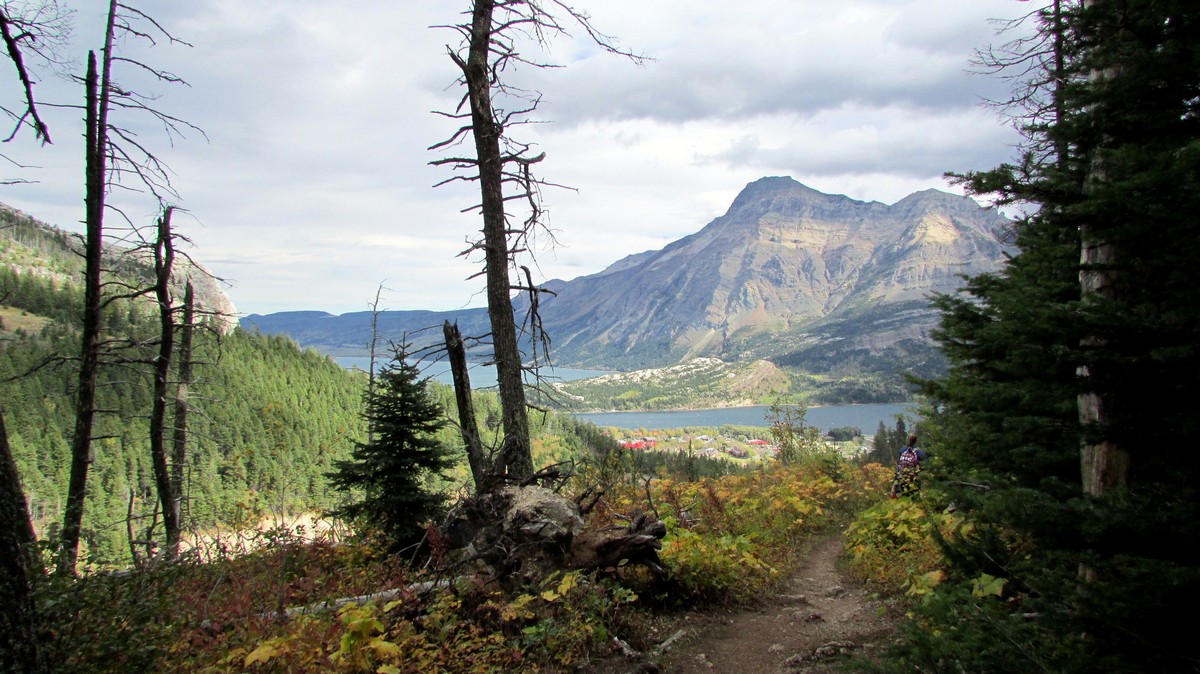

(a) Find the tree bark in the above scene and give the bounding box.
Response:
[463,0,534,483]
[0,411,48,673]
[1077,0,1128,497]
[444,321,488,493]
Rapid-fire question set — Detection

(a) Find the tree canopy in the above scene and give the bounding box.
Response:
[909,1,1200,670]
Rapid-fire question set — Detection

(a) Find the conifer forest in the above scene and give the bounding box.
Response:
[3,1,1200,673]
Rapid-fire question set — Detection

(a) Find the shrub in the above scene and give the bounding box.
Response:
[843,497,970,596]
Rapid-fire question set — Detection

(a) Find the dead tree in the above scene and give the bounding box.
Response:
[431,0,643,492]
[443,320,487,494]
[59,0,198,575]
[59,41,110,576]
[365,283,389,445]
[429,2,663,585]
[148,206,180,555]
[169,280,194,546]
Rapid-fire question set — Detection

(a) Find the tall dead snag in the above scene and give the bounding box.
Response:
[58,0,198,574]
[431,2,663,586]
[443,320,487,494]
[170,280,195,546]
[366,283,388,445]
[432,0,643,491]
[149,207,180,556]
[446,0,532,484]
[60,39,111,575]
[0,410,47,674]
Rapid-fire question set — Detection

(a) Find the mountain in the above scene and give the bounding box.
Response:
[538,177,1011,369]
[242,177,1012,394]
[1,202,238,332]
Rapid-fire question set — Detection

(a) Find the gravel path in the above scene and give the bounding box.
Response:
[659,534,898,673]
[584,533,901,674]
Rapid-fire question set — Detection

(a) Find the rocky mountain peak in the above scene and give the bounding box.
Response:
[720,176,873,225]
[538,177,1013,369]
[237,176,1015,386]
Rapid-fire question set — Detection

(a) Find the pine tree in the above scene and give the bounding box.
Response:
[905,2,1200,670]
[329,346,453,549]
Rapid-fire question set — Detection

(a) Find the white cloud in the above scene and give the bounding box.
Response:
[0,0,1040,316]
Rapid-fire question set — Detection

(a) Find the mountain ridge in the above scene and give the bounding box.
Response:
[533,176,1009,369]
[1,202,239,332]
[240,176,1011,399]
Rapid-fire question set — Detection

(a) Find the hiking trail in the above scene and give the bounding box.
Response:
[587,533,900,673]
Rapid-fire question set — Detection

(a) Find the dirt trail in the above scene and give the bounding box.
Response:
[636,534,899,674]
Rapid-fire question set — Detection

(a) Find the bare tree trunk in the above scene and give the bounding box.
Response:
[435,1,640,490]
[462,0,533,482]
[150,207,180,555]
[0,411,48,673]
[58,0,192,572]
[366,284,386,444]
[169,281,194,556]
[125,488,142,568]
[1077,0,1128,498]
[60,19,115,573]
[444,321,488,493]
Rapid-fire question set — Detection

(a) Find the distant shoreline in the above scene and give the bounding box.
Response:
[573,400,914,415]
[575,402,915,431]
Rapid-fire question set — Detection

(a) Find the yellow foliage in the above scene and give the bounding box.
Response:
[972,573,1008,598]
[843,498,974,597]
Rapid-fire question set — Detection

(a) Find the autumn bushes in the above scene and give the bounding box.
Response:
[643,463,891,602]
[35,459,899,673]
[36,537,411,673]
[842,497,968,597]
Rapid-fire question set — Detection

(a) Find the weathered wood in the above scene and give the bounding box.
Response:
[443,321,488,494]
[443,485,667,586]
[566,509,667,574]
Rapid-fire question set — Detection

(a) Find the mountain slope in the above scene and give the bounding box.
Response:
[239,177,1012,391]
[540,177,1010,369]
[1,203,238,331]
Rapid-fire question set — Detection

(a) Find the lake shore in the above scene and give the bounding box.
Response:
[575,402,915,431]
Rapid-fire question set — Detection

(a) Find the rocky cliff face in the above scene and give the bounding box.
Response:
[540,177,1011,368]
[0,203,238,333]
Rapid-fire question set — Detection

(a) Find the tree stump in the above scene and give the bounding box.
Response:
[442,485,667,586]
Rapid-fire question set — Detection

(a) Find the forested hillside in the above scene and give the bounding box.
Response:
[1,266,367,565]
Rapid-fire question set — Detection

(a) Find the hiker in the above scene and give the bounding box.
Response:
[890,433,925,498]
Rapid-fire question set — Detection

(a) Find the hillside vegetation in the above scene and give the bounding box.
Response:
[1,302,366,565]
[543,357,791,411]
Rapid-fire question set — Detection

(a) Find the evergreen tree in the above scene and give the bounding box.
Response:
[904,2,1200,671]
[329,346,453,549]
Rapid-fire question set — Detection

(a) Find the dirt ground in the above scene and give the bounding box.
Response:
[584,533,901,674]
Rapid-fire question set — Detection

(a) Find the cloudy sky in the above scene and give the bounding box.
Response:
[2,0,1036,317]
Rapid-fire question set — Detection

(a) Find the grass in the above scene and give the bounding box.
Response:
[0,305,49,335]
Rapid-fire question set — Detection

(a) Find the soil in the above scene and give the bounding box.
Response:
[583,533,902,674]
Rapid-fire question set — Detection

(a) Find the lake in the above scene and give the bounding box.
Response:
[333,356,611,389]
[576,403,914,432]
[332,356,915,432]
